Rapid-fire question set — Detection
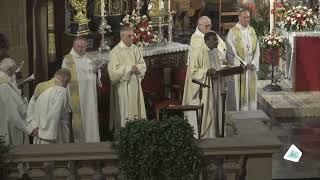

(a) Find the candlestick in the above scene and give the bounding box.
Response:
[159,0,164,10]
[270,0,275,34]
[168,13,173,43]
[100,0,105,17]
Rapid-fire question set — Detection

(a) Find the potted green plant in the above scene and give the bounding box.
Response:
[0,135,12,179]
[116,117,201,180]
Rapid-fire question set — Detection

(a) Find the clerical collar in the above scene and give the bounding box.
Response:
[236,23,249,31]
[119,40,132,48]
[70,48,85,58]
[195,27,205,37]
[207,46,217,52]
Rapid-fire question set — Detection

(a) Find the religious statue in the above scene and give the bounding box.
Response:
[68,0,91,35]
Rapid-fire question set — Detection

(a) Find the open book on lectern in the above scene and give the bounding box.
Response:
[215,65,244,77]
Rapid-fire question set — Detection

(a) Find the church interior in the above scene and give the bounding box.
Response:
[1,0,320,179]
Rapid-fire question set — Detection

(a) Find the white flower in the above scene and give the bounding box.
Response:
[147,31,151,35]
[267,40,272,45]
[310,20,314,24]
[279,39,283,43]
[291,20,296,24]
[297,14,301,18]
[303,6,307,10]
[140,28,144,32]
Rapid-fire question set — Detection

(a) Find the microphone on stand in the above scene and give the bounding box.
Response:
[223,49,246,67]
[192,79,210,88]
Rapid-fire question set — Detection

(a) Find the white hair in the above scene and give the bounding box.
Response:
[197,16,211,26]
[0,57,16,73]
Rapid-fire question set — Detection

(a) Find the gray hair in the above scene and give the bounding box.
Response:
[197,16,211,26]
[120,25,133,37]
[239,8,250,16]
[74,36,87,43]
[54,68,71,81]
[0,57,16,73]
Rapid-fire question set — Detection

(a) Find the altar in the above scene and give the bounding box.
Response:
[87,42,189,132]
[286,31,320,91]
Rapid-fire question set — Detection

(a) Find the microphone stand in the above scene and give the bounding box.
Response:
[193,80,209,139]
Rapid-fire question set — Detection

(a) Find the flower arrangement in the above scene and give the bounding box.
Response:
[261,33,288,66]
[122,10,159,47]
[261,33,288,50]
[281,5,317,31]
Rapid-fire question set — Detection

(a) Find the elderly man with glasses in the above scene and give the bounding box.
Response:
[190,16,226,62]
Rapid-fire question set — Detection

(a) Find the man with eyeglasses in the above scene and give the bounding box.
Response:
[108,26,147,130]
[226,9,260,111]
[190,16,226,63]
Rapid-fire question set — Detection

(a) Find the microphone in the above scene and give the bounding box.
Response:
[192,79,210,88]
[223,49,246,67]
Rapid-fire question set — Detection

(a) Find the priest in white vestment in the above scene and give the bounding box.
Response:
[190,16,226,62]
[62,37,100,143]
[226,9,260,111]
[108,26,147,129]
[26,68,72,144]
[183,32,224,138]
[0,57,37,145]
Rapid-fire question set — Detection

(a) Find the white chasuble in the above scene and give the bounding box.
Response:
[62,49,100,143]
[0,72,30,145]
[108,41,147,129]
[182,47,224,139]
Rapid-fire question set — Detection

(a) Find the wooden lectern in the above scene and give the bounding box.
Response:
[212,65,244,137]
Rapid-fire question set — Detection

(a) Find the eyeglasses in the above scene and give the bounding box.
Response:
[200,24,212,28]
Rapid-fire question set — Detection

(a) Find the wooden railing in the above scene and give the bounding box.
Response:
[8,111,281,180]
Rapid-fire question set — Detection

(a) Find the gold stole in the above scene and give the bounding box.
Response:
[0,76,9,84]
[64,54,84,141]
[231,26,257,109]
[33,78,61,100]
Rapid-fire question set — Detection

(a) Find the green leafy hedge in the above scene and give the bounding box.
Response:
[116,117,201,180]
[0,135,11,179]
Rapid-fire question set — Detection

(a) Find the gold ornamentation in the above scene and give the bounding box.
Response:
[67,0,91,35]
[69,0,89,23]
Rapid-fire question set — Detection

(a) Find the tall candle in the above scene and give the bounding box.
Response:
[101,0,105,17]
[137,0,140,8]
[159,0,164,10]
[168,0,170,11]
[270,0,275,34]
